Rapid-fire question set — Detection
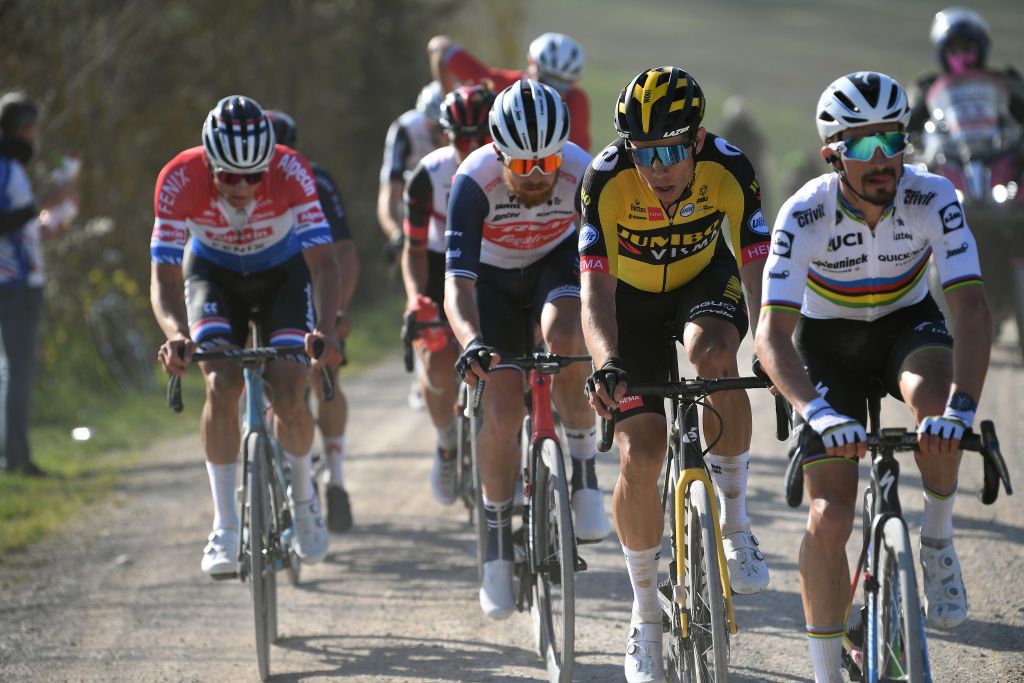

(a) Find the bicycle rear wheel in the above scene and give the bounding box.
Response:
[531,439,575,682]
[684,479,729,682]
[247,432,274,680]
[866,517,928,682]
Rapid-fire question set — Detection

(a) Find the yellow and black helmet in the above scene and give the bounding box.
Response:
[614,66,706,142]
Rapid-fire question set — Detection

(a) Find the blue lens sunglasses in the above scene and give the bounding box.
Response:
[829,132,908,162]
[627,141,692,168]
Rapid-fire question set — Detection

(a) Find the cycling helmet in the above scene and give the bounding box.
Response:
[931,7,991,70]
[528,33,584,83]
[815,71,910,142]
[416,81,444,125]
[267,110,297,148]
[614,66,705,142]
[440,84,496,137]
[202,95,275,173]
[488,79,569,159]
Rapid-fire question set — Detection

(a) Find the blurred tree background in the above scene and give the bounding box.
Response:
[0,0,524,425]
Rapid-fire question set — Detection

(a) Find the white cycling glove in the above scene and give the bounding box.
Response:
[802,398,866,449]
[918,391,976,443]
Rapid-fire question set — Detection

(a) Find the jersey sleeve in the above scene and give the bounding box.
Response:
[578,144,624,278]
[712,137,771,269]
[379,119,411,184]
[286,153,332,250]
[760,198,817,315]
[150,159,190,266]
[444,173,490,281]
[312,165,351,242]
[403,161,433,246]
[444,46,519,91]
[563,88,591,152]
[921,178,983,293]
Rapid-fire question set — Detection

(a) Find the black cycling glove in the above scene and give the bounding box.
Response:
[586,357,629,398]
[455,337,494,381]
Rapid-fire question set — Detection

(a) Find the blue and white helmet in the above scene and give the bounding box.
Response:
[488,79,569,159]
[202,95,276,173]
[415,81,444,125]
[815,71,910,142]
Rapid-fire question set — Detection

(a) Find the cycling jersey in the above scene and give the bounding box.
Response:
[312,162,351,242]
[404,145,458,254]
[379,109,440,185]
[761,165,983,322]
[150,146,331,274]
[443,45,590,151]
[0,154,40,287]
[445,142,590,279]
[578,135,769,294]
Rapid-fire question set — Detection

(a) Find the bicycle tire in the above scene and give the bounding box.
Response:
[665,446,687,683]
[684,479,729,683]
[456,408,475,523]
[866,517,928,683]
[247,432,272,681]
[531,439,575,683]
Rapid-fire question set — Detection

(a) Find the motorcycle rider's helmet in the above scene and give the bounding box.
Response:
[930,7,991,74]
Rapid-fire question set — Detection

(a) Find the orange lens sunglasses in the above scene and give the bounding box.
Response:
[504,154,563,176]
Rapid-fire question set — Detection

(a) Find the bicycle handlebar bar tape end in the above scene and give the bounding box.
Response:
[775,395,791,441]
[597,415,614,453]
[168,374,183,413]
[784,441,804,508]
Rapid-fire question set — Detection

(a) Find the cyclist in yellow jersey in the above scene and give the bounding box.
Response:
[579,67,771,682]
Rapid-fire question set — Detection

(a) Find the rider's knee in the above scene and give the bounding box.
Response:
[807,496,856,548]
[543,320,585,356]
[618,432,667,486]
[205,368,243,405]
[686,337,738,376]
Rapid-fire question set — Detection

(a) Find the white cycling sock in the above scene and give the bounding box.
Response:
[206,461,239,531]
[482,495,514,562]
[807,627,844,683]
[285,449,315,501]
[564,426,596,461]
[622,543,662,624]
[437,419,457,451]
[705,451,750,535]
[324,436,345,488]
[921,485,956,543]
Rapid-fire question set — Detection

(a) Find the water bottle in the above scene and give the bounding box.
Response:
[50,154,81,186]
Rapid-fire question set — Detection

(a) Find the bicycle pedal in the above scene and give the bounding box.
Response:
[573,554,588,572]
[576,536,602,546]
[210,571,239,581]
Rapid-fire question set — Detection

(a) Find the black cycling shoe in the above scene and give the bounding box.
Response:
[326,485,353,533]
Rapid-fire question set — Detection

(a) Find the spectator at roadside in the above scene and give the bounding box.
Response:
[0,90,79,477]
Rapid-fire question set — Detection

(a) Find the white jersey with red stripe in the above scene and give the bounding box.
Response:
[150,145,331,274]
[445,142,590,279]
[403,145,459,254]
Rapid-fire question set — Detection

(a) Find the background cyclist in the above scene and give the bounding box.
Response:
[150,96,342,578]
[269,109,360,534]
[402,84,496,505]
[445,79,610,620]
[755,72,991,682]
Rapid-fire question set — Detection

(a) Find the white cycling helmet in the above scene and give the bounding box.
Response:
[489,79,569,159]
[815,71,910,142]
[528,32,584,84]
[202,95,275,174]
[416,81,444,125]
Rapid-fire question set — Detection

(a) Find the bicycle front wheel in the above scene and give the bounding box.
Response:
[684,479,729,683]
[532,439,575,683]
[867,516,929,682]
[247,432,274,681]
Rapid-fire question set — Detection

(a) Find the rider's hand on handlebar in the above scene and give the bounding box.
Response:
[804,398,867,460]
[306,330,344,370]
[918,392,975,457]
[455,337,496,387]
[158,337,195,376]
[751,351,780,396]
[585,358,629,419]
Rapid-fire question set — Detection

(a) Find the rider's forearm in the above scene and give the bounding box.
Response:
[444,277,482,348]
[740,260,765,337]
[949,289,992,404]
[309,258,342,339]
[400,244,429,302]
[150,264,189,340]
[376,182,403,240]
[755,322,823,416]
[335,241,359,312]
[580,274,619,368]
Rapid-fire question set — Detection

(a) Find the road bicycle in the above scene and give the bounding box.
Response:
[471,350,591,683]
[167,328,333,681]
[783,392,1012,682]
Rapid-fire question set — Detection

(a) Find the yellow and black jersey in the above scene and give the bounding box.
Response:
[578,134,770,293]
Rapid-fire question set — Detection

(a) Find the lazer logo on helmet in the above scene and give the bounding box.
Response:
[663,126,690,138]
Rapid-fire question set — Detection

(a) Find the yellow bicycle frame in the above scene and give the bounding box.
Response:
[673,466,738,637]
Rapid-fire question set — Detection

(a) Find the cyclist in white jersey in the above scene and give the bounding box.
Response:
[402,84,496,504]
[754,72,991,682]
[445,79,611,619]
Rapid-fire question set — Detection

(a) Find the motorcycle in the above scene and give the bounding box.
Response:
[913,69,1024,355]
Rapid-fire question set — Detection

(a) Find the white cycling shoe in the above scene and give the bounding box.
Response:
[624,616,666,683]
[920,539,968,629]
[572,488,611,543]
[479,559,514,620]
[723,528,770,594]
[288,485,329,564]
[201,528,239,578]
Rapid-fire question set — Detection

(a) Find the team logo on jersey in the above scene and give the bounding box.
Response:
[679,203,695,217]
[578,224,600,251]
[617,219,720,264]
[715,137,742,156]
[648,206,665,221]
[939,201,964,233]
[792,204,826,228]
[592,144,619,172]
[904,189,936,206]
[773,230,794,257]
[946,241,969,258]
[827,232,864,252]
[747,209,768,235]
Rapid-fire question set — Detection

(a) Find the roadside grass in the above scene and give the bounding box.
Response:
[0,294,404,559]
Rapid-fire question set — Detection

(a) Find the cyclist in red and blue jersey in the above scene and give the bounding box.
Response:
[445,80,610,620]
[269,109,360,534]
[150,96,342,578]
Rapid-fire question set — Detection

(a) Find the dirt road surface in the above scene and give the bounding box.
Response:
[2,334,1022,682]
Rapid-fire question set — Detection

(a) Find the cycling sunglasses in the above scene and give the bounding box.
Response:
[504,153,563,176]
[627,141,692,168]
[215,170,265,186]
[452,135,490,155]
[828,132,908,162]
